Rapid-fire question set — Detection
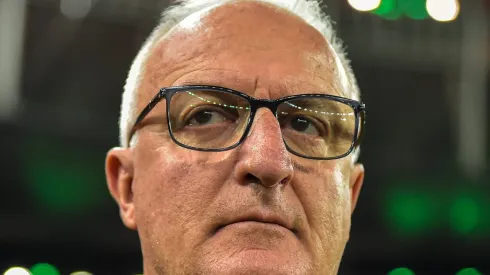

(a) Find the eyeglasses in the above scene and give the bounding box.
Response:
[129,85,366,160]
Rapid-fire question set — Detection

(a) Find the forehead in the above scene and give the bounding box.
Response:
[140,1,344,103]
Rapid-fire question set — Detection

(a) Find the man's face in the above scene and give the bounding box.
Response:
[106,2,364,275]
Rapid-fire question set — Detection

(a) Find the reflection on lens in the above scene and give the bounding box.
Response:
[277,97,356,158]
[169,90,251,150]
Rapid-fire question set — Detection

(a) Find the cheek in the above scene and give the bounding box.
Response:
[132,143,234,259]
[296,163,351,254]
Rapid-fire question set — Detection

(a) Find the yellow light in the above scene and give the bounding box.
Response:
[69,272,93,275]
[348,0,381,12]
[4,267,31,275]
[426,0,460,22]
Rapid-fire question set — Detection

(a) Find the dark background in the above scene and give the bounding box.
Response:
[0,0,489,274]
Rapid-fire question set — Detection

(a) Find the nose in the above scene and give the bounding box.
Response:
[234,108,294,188]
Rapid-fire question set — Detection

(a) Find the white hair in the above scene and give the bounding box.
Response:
[120,0,361,161]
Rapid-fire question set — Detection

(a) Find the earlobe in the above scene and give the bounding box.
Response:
[349,163,365,214]
[105,147,137,230]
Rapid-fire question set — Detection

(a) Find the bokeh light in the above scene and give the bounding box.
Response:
[69,272,93,275]
[348,0,382,12]
[456,268,482,275]
[386,188,436,235]
[387,267,416,275]
[450,197,480,234]
[60,0,92,20]
[403,0,429,20]
[4,267,31,275]
[426,0,460,22]
[30,264,60,275]
[373,0,396,15]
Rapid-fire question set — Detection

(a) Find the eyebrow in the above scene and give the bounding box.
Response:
[174,77,342,99]
[172,68,255,86]
[174,74,256,94]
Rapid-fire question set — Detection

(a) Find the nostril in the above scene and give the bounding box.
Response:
[279,176,290,185]
[244,173,260,183]
[243,173,290,189]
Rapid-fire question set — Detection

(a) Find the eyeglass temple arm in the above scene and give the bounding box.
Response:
[127,89,166,146]
[354,104,366,148]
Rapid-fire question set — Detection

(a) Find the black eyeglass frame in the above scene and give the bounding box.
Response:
[129,85,366,160]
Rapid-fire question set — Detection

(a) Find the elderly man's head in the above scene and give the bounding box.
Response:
[105,0,365,274]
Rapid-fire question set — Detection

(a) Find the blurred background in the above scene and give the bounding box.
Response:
[0,0,488,274]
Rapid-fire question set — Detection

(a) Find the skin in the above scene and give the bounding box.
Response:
[105,2,365,275]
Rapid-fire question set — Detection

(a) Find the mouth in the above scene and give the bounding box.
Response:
[215,211,297,236]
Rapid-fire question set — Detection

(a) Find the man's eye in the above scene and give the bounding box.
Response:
[185,109,229,126]
[287,116,322,136]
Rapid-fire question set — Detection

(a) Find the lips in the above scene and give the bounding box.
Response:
[216,210,296,235]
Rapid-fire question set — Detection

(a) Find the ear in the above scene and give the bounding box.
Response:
[105,147,137,230]
[349,163,365,214]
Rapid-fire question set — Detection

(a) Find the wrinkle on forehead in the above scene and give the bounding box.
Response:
[173,69,341,98]
[139,0,346,110]
[302,51,344,97]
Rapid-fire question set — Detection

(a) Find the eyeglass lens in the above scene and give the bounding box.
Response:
[168,89,356,158]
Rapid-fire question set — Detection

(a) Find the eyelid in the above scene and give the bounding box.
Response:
[182,105,239,123]
[281,112,329,136]
[303,115,328,136]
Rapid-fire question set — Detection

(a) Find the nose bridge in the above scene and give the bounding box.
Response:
[246,99,280,139]
[236,106,294,187]
[247,103,282,142]
[250,107,281,139]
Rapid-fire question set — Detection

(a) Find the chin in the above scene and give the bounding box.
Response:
[209,249,310,275]
[195,245,313,275]
[194,223,313,275]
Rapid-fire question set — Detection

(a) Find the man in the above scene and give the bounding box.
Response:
[105,0,366,274]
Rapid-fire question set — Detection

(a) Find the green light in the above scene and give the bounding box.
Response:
[380,8,403,20]
[450,197,480,234]
[386,189,435,235]
[456,268,482,275]
[373,0,397,15]
[372,0,429,20]
[22,138,108,214]
[387,267,415,275]
[30,263,60,275]
[373,0,403,20]
[402,0,429,20]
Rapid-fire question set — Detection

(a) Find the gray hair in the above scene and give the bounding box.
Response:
[120,0,361,161]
